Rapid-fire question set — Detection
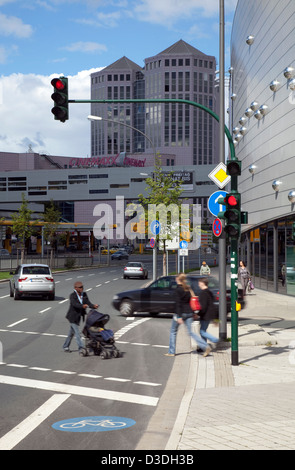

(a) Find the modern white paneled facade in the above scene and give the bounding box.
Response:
[231,0,295,225]
[230,0,295,295]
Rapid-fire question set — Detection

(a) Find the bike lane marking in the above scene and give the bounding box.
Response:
[52,416,136,433]
[0,393,70,450]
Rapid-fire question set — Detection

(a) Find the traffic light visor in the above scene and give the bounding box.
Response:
[227,160,241,176]
[51,78,65,90]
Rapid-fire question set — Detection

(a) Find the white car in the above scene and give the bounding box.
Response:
[9,263,55,300]
[123,262,148,279]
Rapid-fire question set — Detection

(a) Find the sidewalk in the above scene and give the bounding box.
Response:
[165,287,295,450]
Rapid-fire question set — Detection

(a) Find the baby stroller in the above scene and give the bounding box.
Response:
[81,309,120,359]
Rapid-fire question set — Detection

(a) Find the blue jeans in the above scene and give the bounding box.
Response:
[63,323,84,351]
[200,320,219,344]
[168,315,208,354]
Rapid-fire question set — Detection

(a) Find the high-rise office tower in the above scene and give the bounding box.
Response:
[90,40,219,166]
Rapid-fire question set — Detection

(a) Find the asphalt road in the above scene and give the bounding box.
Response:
[0,262,179,450]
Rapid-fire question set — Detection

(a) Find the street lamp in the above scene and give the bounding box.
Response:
[87,115,157,159]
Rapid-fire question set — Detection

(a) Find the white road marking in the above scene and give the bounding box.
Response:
[39,307,51,314]
[0,363,163,387]
[0,295,9,299]
[85,288,92,292]
[0,393,70,450]
[96,284,102,287]
[79,374,102,379]
[53,370,76,375]
[104,377,131,383]
[65,278,72,281]
[134,381,161,387]
[0,375,159,407]
[7,318,28,328]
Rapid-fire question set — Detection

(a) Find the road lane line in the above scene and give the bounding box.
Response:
[39,307,51,314]
[59,299,68,304]
[134,381,161,387]
[0,393,70,450]
[104,377,131,383]
[0,295,9,299]
[0,375,159,407]
[7,318,28,328]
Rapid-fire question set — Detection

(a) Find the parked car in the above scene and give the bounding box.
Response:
[0,249,10,257]
[101,247,117,255]
[121,245,134,254]
[112,275,245,317]
[111,250,129,260]
[9,264,55,300]
[123,262,148,279]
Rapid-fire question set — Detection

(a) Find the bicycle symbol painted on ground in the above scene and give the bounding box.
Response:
[52,416,136,432]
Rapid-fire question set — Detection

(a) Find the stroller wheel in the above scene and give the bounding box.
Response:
[79,348,87,357]
[100,350,108,360]
[113,350,120,358]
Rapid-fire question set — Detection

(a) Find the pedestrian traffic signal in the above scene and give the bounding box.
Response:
[218,191,241,239]
[51,77,69,122]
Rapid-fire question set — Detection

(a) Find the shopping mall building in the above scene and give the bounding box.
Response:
[230,0,295,295]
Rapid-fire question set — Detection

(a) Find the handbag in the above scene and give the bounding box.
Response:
[189,288,201,311]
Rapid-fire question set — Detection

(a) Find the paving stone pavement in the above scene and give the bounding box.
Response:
[165,287,295,451]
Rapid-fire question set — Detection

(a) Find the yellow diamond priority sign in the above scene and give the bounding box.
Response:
[208,162,231,189]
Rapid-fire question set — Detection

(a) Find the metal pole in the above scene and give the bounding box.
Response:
[219,0,227,341]
[231,238,239,365]
[153,241,158,280]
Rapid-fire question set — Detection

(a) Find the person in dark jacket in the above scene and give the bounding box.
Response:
[198,277,219,354]
[165,273,210,357]
[63,281,98,352]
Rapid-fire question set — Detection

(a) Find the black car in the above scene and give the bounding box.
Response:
[111,250,129,260]
[112,275,245,317]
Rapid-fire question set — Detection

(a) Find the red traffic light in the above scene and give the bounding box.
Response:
[51,78,65,91]
[227,195,238,206]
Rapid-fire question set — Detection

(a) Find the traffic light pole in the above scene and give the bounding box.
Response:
[218,0,227,342]
[230,174,239,366]
[230,238,239,365]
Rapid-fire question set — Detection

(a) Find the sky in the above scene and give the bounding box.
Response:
[0,0,238,158]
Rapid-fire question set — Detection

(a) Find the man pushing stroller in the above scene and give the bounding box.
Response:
[63,281,98,354]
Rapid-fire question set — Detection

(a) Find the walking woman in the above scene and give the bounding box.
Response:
[238,261,250,295]
[165,273,210,357]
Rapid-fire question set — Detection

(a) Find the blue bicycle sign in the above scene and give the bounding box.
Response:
[52,416,136,433]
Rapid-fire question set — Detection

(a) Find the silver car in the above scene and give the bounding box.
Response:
[123,262,148,279]
[9,264,55,300]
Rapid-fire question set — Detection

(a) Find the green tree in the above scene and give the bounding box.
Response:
[137,155,184,275]
[11,194,39,263]
[43,200,61,267]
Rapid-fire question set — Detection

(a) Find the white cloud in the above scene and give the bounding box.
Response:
[0,12,33,38]
[63,41,107,53]
[132,0,237,25]
[0,68,104,157]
